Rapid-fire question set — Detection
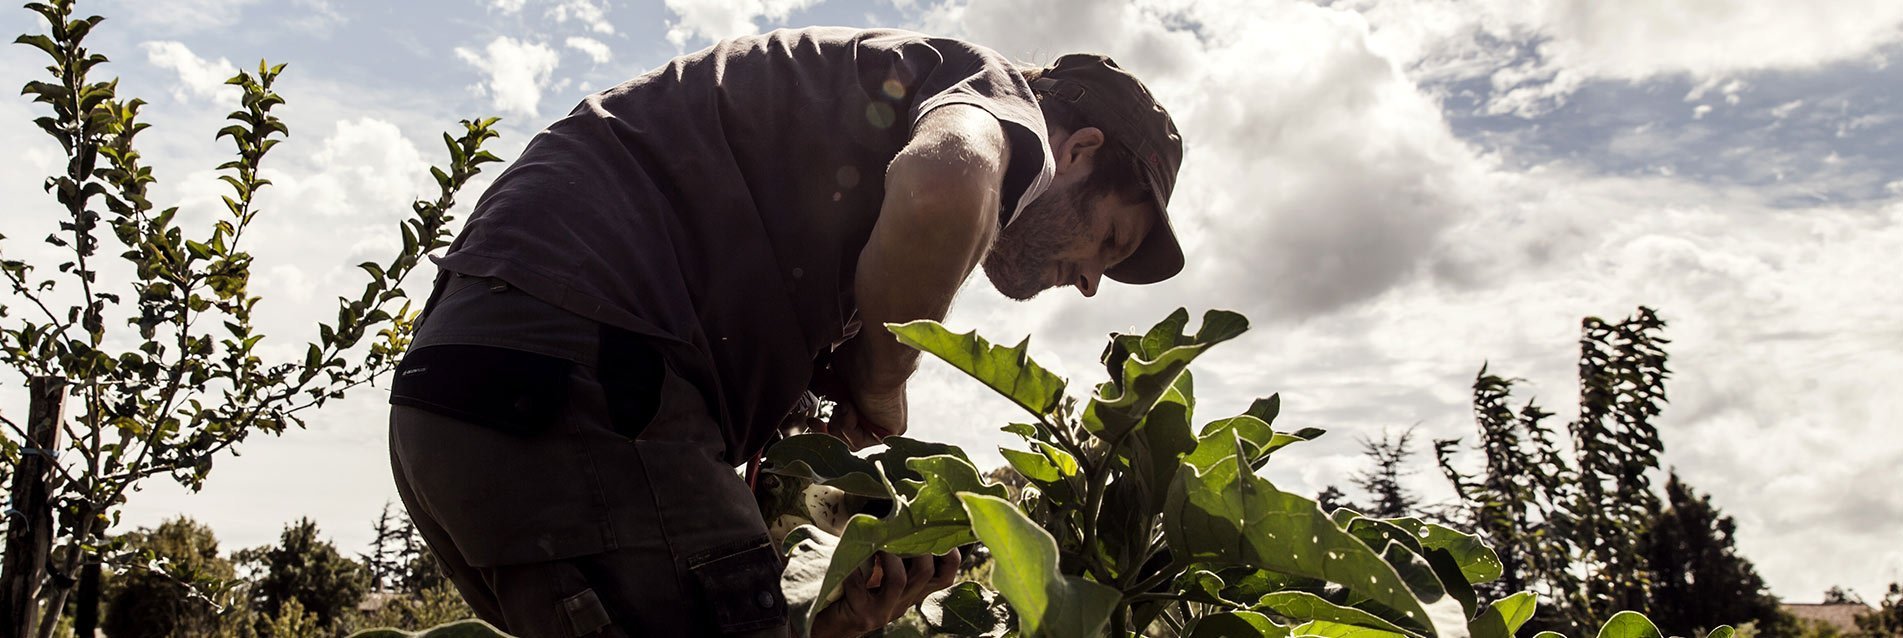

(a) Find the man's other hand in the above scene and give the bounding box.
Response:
[811,549,961,638]
[828,390,905,451]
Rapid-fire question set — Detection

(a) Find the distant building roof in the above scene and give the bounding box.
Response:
[1783,603,1873,633]
[358,591,401,613]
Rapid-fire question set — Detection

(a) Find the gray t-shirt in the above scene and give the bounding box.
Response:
[431,27,1054,461]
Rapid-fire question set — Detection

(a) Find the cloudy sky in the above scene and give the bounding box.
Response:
[3,0,1899,606]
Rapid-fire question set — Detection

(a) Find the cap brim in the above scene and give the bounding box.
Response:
[1105,156,1184,285]
[1105,198,1183,285]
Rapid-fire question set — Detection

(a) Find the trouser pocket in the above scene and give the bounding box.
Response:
[688,537,788,635]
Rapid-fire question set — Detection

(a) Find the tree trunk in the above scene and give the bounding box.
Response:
[0,377,66,638]
[33,527,88,638]
[72,563,98,638]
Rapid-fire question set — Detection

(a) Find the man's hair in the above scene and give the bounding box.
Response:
[1020,65,1152,204]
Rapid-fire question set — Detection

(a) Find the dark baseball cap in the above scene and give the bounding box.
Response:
[1029,53,1185,285]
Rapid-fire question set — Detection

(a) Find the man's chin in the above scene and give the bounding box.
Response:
[982,263,1048,301]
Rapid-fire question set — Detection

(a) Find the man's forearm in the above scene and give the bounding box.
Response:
[844,105,1012,412]
[846,166,1002,396]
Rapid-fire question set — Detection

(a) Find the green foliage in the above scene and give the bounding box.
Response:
[347,619,514,638]
[1,0,500,632]
[762,308,1689,638]
[345,583,481,637]
[962,492,1120,637]
[101,517,236,638]
[1348,427,1422,519]
[1640,474,1788,638]
[1435,308,1671,634]
[1854,584,1903,638]
[242,518,371,631]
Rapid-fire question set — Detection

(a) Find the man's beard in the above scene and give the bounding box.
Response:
[983,186,1087,301]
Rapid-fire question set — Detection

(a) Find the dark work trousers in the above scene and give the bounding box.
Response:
[388,274,790,637]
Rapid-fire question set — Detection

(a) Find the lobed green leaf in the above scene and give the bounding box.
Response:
[889,320,1066,417]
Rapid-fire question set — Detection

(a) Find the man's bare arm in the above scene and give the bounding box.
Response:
[836,104,1012,444]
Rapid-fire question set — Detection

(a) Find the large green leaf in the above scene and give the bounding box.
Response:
[800,455,1007,627]
[1163,430,1439,636]
[1342,517,1503,586]
[1705,627,1736,638]
[1083,308,1248,440]
[890,320,1067,417]
[1254,591,1414,636]
[762,433,889,498]
[781,524,842,638]
[960,493,1119,638]
[1595,612,1664,638]
[1291,620,1412,638]
[1192,611,1292,638]
[872,436,975,487]
[346,620,513,637]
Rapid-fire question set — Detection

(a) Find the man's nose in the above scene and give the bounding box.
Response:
[1076,268,1102,298]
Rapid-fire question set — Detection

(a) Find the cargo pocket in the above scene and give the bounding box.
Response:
[687,537,787,634]
[559,588,616,637]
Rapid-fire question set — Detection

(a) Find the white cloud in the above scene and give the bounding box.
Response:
[284,117,430,217]
[921,0,1481,317]
[900,0,1903,602]
[549,0,616,34]
[140,41,240,103]
[290,0,347,32]
[1771,99,1806,119]
[111,0,258,34]
[1351,0,1903,115]
[454,36,561,118]
[662,0,826,46]
[565,36,613,64]
[491,0,527,12]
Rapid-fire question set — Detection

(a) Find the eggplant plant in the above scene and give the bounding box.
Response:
[761,308,1721,638]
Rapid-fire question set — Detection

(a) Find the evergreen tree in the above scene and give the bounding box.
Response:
[1315,485,1361,514]
[1640,473,1790,638]
[393,515,449,595]
[1350,427,1422,518]
[243,518,370,630]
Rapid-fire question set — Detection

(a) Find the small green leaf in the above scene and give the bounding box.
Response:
[1002,448,1061,482]
[1595,611,1664,638]
[920,582,1011,637]
[1191,611,1290,638]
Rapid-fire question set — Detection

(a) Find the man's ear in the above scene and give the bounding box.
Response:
[1052,126,1106,177]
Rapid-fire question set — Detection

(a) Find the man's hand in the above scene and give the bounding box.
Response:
[827,392,902,451]
[811,549,961,638]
